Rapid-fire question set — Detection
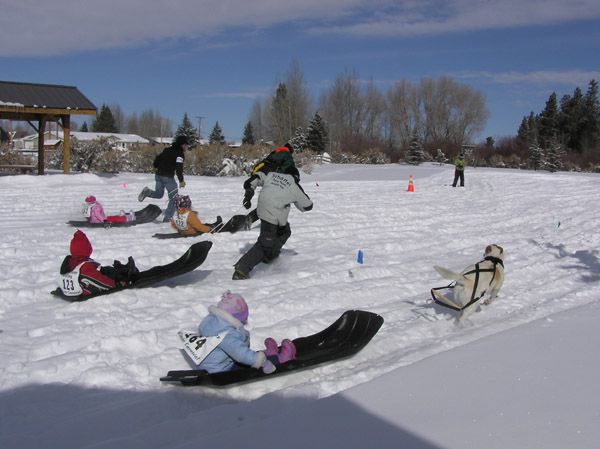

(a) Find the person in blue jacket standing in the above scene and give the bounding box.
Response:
[138,135,190,221]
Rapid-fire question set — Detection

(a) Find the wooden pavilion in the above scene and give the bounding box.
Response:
[0,80,97,174]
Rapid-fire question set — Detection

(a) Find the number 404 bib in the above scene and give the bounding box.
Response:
[178,330,229,365]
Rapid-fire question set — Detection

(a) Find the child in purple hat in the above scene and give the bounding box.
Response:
[195,291,296,374]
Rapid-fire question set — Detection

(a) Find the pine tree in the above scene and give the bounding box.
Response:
[80,121,89,132]
[92,104,119,133]
[582,79,600,152]
[242,121,256,145]
[306,112,329,154]
[209,121,226,145]
[174,113,199,146]
[538,93,559,148]
[528,140,544,171]
[289,127,308,152]
[406,131,426,165]
[545,140,564,172]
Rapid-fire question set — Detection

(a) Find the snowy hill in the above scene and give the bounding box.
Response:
[0,163,598,449]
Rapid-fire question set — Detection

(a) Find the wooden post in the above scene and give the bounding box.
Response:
[37,115,47,175]
[61,115,71,174]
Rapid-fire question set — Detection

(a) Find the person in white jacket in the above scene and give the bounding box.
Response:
[233,166,313,280]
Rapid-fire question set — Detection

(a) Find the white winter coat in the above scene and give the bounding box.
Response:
[249,171,313,226]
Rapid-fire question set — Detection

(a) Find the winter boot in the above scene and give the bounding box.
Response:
[126,256,139,282]
[278,339,296,364]
[264,337,278,357]
[232,267,249,280]
[138,187,151,202]
[209,216,223,232]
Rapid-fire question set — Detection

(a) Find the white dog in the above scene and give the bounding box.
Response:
[432,244,505,320]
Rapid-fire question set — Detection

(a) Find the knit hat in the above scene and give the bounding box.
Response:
[85,195,96,204]
[70,230,92,258]
[174,135,190,147]
[176,195,192,209]
[217,290,249,323]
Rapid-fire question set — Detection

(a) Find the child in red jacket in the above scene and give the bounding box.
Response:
[58,230,137,298]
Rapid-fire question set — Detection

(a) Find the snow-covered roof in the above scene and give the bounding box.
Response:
[70,131,149,144]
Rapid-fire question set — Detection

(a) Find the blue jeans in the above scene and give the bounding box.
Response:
[148,174,178,219]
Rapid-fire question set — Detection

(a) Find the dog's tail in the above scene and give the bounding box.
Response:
[434,266,474,290]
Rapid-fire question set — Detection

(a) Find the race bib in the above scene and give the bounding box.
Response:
[178,330,229,365]
[81,203,92,217]
[59,264,84,297]
[174,211,189,231]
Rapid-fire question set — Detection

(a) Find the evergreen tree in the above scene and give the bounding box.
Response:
[545,140,564,172]
[80,121,89,132]
[538,93,559,148]
[582,79,600,152]
[92,104,119,133]
[208,121,226,145]
[306,112,329,154]
[435,148,447,165]
[289,127,309,152]
[528,139,544,171]
[559,88,585,152]
[174,113,199,146]
[406,130,426,165]
[242,121,256,145]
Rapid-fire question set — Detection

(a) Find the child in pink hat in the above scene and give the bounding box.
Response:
[83,196,134,224]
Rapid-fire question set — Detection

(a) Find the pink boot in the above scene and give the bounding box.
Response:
[264,337,278,357]
[278,339,296,364]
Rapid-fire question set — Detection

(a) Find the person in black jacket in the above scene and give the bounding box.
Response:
[138,135,190,221]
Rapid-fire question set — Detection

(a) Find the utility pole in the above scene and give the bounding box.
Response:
[195,115,204,142]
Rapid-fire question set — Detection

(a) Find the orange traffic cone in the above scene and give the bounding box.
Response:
[407,175,415,192]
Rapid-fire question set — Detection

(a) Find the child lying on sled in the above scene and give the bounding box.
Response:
[82,195,135,224]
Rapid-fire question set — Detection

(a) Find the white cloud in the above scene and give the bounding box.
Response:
[0,0,365,56]
[458,70,600,86]
[307,0,600,36]
[1,0,599,56]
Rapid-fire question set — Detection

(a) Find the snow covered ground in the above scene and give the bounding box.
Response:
[0,162,598,449]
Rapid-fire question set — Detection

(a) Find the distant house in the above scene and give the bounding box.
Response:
[14,131,150,153]
[70,132,150,150]
[149,136,173,146]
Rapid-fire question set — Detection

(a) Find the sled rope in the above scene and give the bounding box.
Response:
[209,205,247,234]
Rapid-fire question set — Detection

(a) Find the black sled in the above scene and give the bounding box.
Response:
[152,211,255,239]
[160,309,384,387]
[67,204,162,227]
[51,241,212,302]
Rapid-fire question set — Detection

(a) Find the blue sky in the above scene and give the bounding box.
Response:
[1,0,600,142]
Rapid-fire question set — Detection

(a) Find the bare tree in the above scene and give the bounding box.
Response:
[264,59,312,145]
[363,79,387,141]
[386,79,420,150]
[319,69,364,151]
[419,76,487,146]
[248,99,265,142]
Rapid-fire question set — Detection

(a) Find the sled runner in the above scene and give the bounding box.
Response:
[52,241,212,302]
[67,204,162,227]
[160,309,384,387]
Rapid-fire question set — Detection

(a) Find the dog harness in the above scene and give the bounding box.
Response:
[430,256,504,312]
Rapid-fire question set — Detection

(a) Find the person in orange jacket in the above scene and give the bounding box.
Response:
[171,195,222,236]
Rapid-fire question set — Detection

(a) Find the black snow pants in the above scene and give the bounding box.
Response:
[235,220,291,274]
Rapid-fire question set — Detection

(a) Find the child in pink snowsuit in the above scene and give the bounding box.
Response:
[83,196,133,224]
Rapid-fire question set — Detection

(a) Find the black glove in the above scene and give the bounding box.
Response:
[243,189,254,209]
